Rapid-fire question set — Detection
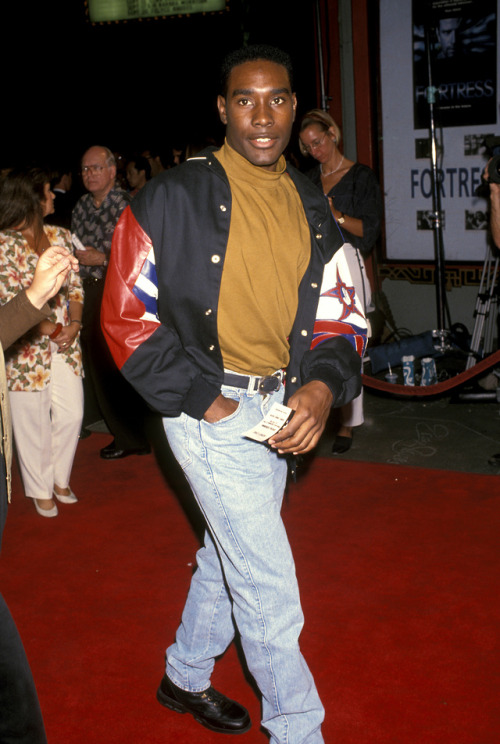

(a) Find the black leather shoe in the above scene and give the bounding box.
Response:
[331,434,352,454]
[156,674,251,735]
[99,440,151,460]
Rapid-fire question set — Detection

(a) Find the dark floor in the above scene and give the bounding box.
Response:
[317,384,500,476]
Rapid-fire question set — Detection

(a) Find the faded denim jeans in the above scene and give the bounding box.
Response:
[163,384,324,744]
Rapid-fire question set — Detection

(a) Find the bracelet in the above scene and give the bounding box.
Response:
[70,319,82,326]
[49,323,62,339]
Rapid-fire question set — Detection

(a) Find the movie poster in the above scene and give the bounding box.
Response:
[380,0,500,261]
[413,0,496,129]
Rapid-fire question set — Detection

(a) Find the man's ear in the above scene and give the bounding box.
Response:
[217,95,228,125]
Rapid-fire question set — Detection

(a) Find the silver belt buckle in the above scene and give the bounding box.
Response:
[258,373,282,395]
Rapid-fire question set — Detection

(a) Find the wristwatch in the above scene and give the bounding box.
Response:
[338,212,345,224]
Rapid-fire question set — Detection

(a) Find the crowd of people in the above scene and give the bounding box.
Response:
[0,143,204,483]
[1,125,382,469]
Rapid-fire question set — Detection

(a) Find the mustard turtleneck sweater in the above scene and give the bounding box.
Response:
[214,141,310,376]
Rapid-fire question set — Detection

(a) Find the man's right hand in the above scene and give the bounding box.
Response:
[203,394,239,423]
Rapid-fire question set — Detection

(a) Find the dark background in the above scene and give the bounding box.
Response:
[2,0,319,172]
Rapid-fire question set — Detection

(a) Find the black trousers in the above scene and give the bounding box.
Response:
[80,277,150,450]
[1,457,47,744]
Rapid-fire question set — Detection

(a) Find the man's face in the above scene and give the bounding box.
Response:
[81,147,116,198]
[436,18,461,58]
[126,163,141,189]
[41,182,55,217]
[217,59,297,171]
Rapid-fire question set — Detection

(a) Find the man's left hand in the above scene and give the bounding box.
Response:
[75,247,106,266]
[268,380,333,455]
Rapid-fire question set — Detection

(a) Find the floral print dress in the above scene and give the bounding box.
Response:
[0,225,83,391]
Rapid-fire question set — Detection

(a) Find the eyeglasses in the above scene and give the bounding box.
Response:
[81,165,107,175]
[301,132,329,154]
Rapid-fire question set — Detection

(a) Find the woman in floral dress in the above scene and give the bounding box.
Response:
[0,167,84,517]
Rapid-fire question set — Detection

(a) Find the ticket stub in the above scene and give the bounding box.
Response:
[72,233,87,251]
[244,403,294,442]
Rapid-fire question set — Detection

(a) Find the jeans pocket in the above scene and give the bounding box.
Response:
[202,392,243,427]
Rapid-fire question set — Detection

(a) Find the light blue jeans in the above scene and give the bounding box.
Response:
[162,384,324,744]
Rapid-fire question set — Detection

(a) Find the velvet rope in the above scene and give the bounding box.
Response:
[362,349,500,397]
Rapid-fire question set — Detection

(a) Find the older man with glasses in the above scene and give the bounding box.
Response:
[72,145,151,459]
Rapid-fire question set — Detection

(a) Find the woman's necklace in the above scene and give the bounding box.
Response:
[321,154,344,178]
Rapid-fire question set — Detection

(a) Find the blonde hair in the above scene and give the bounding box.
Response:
[299,109,341,157]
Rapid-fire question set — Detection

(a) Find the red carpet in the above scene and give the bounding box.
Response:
[1,431,499,743]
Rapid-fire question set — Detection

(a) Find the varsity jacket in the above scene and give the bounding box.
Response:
[101,148,367,420]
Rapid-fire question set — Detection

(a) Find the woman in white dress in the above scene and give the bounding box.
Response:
[0,167,84,516]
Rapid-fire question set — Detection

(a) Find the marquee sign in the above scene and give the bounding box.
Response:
[87,0,226,23]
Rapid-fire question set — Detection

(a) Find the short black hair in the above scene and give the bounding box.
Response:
[127,154,151,180]
[220,44,294,97]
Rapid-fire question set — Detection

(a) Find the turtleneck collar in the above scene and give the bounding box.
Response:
[216,139,287,188]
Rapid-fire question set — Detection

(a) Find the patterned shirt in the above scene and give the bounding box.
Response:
[0,225,84,391]
[71,187,130,280]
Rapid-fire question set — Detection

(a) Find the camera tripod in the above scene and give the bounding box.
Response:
[466,244,499,370]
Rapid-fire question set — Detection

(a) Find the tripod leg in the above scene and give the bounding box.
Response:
[466,249,497,369]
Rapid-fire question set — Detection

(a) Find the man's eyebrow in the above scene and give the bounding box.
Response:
[230,87,291,98]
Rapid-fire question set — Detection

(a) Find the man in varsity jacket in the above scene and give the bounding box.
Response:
[102,44,366,744]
